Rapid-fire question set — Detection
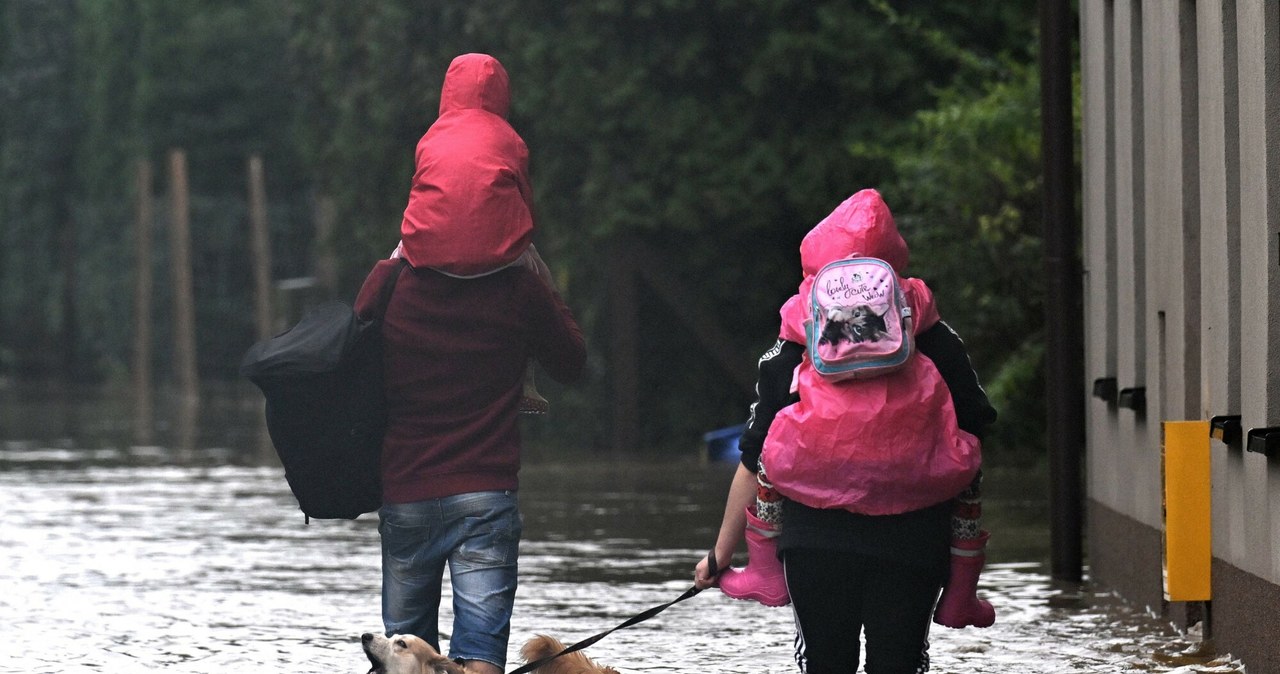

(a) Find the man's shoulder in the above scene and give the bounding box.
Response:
[354,259,408,317]
[397,263,548,303]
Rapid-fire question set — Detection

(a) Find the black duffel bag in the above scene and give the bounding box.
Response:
[239,259,405,522]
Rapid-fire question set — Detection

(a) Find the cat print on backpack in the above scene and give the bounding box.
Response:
[818,304,890,346]
[805,257,914,381]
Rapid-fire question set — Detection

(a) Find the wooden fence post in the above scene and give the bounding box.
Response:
[132,158,154,444]
[247,155,273,339]
[167,149,200,406]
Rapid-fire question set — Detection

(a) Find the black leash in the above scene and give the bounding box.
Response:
[506,549,723,674]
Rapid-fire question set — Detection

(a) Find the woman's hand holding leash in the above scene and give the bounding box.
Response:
[694,549,726,590]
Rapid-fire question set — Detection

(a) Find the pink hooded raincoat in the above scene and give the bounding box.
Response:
[399,53,534,277]
[761,189,982,515]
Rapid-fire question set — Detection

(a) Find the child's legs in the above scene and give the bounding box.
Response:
[755,459,784,526]
[523,362,540,390]
[514,243,555,288]
[952,471,984,540]
[515,243,552,412]
[520,361,548,413]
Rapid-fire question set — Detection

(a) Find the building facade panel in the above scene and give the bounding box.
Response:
[1197,0,1248,566]
[1235,0,1278,581]
[1084,0,1122,512]
[1109,0,1157,523]
[1080,0,1280,668]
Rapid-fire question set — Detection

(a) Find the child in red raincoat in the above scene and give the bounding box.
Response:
[391,52,555,413]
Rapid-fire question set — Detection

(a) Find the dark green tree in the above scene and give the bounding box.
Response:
[867,41,1049,462]
[1,0,1049,457]
[0,0,80,376]
[79,0,302,379]
[285,0,1041,450]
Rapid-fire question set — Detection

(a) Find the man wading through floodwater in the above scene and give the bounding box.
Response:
[355,53,587,674]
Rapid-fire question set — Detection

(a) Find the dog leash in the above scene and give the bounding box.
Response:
[506,549,723,674]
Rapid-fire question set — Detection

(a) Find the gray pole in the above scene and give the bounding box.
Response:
[1040,0,1084,582]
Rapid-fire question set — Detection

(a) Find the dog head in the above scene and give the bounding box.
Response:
[362,633,465,674]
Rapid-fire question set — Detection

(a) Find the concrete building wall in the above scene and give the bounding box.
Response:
[1198,0,1246,572]
[1235,0,1280,584]
[1080,0,1280,670]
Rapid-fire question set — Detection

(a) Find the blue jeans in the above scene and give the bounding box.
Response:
[379,491,522,668]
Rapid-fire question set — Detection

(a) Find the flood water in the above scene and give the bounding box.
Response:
[0,383,1249,673]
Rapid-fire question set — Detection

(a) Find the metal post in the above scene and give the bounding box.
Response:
[1041,0,1084,582]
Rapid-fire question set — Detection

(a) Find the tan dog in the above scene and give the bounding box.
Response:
[362,632,619,674]
[362,633,465,674]
[519,635,620,674]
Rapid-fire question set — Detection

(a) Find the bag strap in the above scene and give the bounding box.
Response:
[369,258,408,322]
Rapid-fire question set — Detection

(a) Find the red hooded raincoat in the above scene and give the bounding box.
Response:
[399,53,534,277]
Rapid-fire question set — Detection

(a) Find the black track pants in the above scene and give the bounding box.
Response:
[784,548,943,674]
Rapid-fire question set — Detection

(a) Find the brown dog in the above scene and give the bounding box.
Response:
[519,635,620,674]
[362,633,619,674]
[362,633,464,674]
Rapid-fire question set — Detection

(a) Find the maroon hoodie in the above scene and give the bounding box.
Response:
[355,259,585,503]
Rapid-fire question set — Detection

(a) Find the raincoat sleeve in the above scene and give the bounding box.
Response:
[915,320,996,439]
[738,339,805,473]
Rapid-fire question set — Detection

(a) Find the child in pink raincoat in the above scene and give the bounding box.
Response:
[695,189,997,673]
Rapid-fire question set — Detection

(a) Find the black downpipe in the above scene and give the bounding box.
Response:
[1040,0,1085,582]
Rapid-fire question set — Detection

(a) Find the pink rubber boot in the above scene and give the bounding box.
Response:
[933,531,996,628]
[718,506,790,607]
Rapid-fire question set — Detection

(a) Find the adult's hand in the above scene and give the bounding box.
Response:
[693,463,758,589]
[694,552,721,590]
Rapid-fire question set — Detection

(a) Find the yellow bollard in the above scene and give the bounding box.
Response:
[1161,420,1212,602]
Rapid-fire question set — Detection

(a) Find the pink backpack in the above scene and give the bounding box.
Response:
[806,257,913,381]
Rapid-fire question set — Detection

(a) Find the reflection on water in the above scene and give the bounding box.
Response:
[0,384,1249,673]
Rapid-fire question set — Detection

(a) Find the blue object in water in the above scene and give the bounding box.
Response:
[703,424,746,462]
